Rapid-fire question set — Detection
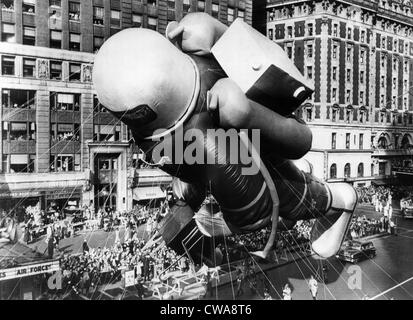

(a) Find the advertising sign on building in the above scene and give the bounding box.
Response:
[0,261,60,282]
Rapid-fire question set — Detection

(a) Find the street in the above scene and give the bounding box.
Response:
[210,206,413,300]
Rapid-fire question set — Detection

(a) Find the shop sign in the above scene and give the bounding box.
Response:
[0,261,60,282]
[0,191,41,199]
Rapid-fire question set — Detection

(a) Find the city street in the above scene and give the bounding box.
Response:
[210,207,413,300]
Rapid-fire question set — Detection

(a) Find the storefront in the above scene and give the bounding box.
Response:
[0,242,60,300]
[0,191,42,222]
[132,186,166,206]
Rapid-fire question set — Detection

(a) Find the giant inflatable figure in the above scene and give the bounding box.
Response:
[93,13,357,266]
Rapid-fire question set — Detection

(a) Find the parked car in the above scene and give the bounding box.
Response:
[336,240,376,263]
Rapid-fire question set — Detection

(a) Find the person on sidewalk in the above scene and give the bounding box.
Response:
[308,275,318,300]
[282,283,292,300]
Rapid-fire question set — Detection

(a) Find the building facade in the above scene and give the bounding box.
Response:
[0,0,252,214]
[265,0,413,186]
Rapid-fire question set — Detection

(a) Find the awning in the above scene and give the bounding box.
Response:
[133,186,165,201]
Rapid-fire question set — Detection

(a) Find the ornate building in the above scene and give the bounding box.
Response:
[0,0,251,213]
[264,0,413,186]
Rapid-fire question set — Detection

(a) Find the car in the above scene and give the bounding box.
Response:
[336,240,376,263]
[404,206,413,219]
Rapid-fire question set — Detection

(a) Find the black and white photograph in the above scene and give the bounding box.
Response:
[0,0,413,307]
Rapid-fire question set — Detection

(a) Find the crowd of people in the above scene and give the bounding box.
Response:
[59,238,190,298]
[228,220,313,254]
[348,216,383,239]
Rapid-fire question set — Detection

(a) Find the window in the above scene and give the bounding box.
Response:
[212,4,219,18]
[93,6,104,25]
[197,0,205,12]
[346,133,350,149]
[381,37,386,49]
[50,93,80,111]
[50,123,80,142]
[132,14,142,27]
[147,0,156,5]
[50,30,62,49]
[2,89,36,109]
[148,17,157,31]
[360,71,364,84]
[287,26,293,38]
[50,60,62,80]
[346,90,351,103]
[381,54,386,68]
[238,9,245,19]
[94,36,104,52]
[111,10,121,28]
[6,154,36,173]
[344,163,351,178]
[268,29,273,40]
[49,0,61,8]
[332,106,338,121]
[227,7,234,23]
[360,49,365,64]
[69,33,80,51]
[22,0,35,14]
[306,107,312,122]
[359,134,364,149]
[307,43,313,58]
[1,0,14,10]
[167,0,175,11]
[50,155,80,172]
[69,2,80,21]
[23,58,36,77]
[69,63,81,81]
[359,91,364,104]
[346,46,352,61]
[183,0,190,13]
[332,67,337,81]
[331,133,336,149]
[94,95,107,113]
[332,43,338,59]
[307,23,313,36]
[392,78,397,90]
[330,164,337,178]
[286,45,292,59]
[94,124,121,142]
[346,69,351,82]
[332,24,338,37]
[347,27,352,39]
[23,26,35,46]
[381,75,385,88]
[306,66,313,79]
[357,163,364,177]
[332,88,337,101]
[360,30,365,43]
[404,61,408,73]
[1,55,15,75]
[3,121,36,141]
[1,23,15,43]
[380,94,385,106]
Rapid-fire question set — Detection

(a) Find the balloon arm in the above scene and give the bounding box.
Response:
[239,132,279,260]
[247,100,313,159]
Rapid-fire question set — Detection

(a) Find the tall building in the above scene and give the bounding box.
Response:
[0,0,252,214]
[264,0,413,187]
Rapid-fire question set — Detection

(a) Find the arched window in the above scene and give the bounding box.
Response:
[378,136,388,149]
[371,163,374,176]
[344,163,351,178]
[357,163,364,177]
[330,164,337,179]
[401,134,412,149]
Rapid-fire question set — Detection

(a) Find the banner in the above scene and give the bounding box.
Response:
[0,261,60,282]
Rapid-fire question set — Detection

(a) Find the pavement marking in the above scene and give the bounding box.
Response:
[369,276,413,300]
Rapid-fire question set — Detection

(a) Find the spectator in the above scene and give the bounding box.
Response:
[282,283,292,300]
[308,275,318,300]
